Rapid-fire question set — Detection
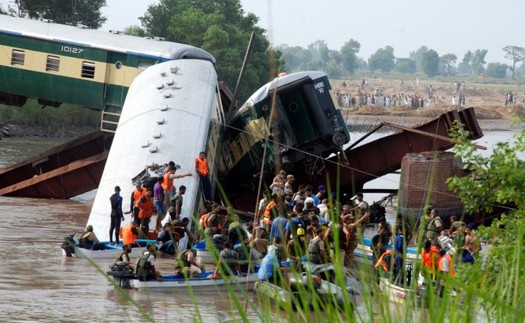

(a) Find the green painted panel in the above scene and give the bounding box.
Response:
[0,66,105,109]
[278,91,317,145]
[105,84,129,107]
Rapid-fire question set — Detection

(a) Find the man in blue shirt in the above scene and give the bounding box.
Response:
[270,210,288,242]
[258,246,283,282]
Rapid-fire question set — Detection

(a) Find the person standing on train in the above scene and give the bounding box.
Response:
[195,151,212,201]
[154,177,166,231]
[130,182,147,226]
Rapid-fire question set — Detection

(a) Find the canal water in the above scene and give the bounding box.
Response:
[0,124,522,321]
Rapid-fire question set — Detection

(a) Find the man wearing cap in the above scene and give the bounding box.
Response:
[272,170,287,186]
[109,185,124,245]
[316,185,328,201]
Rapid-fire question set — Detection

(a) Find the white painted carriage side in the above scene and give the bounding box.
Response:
[87,59,218,242]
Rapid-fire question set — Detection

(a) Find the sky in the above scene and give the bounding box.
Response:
[2,0,523,64]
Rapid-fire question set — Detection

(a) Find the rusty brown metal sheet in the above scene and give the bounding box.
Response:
[322,107,483,194]
[0,151,108,198]
[0,131,113,198]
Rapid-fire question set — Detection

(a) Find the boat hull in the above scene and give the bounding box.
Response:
[129,272,258,290]
[69,239,155,259]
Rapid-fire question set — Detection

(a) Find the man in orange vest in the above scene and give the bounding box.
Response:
[130,182,147,226]
[195,151,212,201]
[421,240,440,280]
[162,163,191,212]
[375,248,395,279]
[122,222,141,247]
[137,189,154,238]
[437,249,456,297]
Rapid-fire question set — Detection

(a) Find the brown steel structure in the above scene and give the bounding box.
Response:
[1,107,482,202]
[0,131,113,198]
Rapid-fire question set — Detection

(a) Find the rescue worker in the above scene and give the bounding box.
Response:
[425,208,443,242]
[210,242,239,278]
[343,205,370,269]
[437,249,456,297]
[168,185,186,221]
[79,225,106,250]
[130,182,147,226]
[257,245,286,284]
[195,151,212,201]
[114,243,134,271]
[263,193,278,230]
[122,222,141,247]
[136,243,162,281]
[137,190,153,238]
[174,249,202,278]
[308,227,328,264]
[421,239,440,280]
[109,185,124,245]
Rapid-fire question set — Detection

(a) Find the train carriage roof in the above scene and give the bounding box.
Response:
[0,15,215,63]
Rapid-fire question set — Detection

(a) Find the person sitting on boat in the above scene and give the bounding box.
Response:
[122,222,144,248]
[250,226,271,256]
[173,217,199,249]
[136,243,162,281]
[421,239,440,280]
[114,243,134,272]
[210,242,239,278]
[174,249,202,278]
[308,227,329,265]
[157,223,177,255]
[203,205,225,238]
[79,225,106,250]
[257,245,287,284]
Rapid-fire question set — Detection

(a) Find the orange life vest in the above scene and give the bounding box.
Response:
[375,249,395,272]
[133,187,147,203]
[263,200,276,221]
[195,157,209,176]
[438,253,456,278]
[200,212,210,228]
[122,224,136,245]
[137,197,153,219]
[162,172,174,191]
[422,245,440,270]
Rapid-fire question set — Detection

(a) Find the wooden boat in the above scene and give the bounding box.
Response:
[129,272,258,290]
[68,239,155,259]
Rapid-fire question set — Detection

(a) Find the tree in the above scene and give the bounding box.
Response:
[440,53,457,75]
[422,49,440,77]
[485,63,508,79]
[368,46,395,72]
[340,39,361,73]
[470,49,488,76]
[123,26,146,37]
[139,0,283,103]
[307,40,330,70]
[409,46,428,73]
[8,0,107,29]
[502,46,525,79]
[457,51,473,75]
[395,58,417,74]
[448,125,525,321]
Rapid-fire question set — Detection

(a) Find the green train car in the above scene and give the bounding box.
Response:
[0,15,215,111]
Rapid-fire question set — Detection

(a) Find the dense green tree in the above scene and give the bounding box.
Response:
[457,51,473,75]
[368,46,395,72]
[409,46,428,73]
[421,49,440,77]
[139,0,283,102]
[440,53,457,75]
[340,39,361,73]
[277,45,312,72]
[123,26,146,37]
[395,58,417,74]
[8,0,106,29]
[307,40,330,70]
[448,125,525,321]
[485,62,508,79]
[502,45,525,80]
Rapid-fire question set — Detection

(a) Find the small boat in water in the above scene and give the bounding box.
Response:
[63,239,155,259]
[129,272,258,290]
[254,272,354,311]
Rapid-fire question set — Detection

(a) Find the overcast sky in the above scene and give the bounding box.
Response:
[2,0,523,63]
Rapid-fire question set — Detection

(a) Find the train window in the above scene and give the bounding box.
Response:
[81,61,96,78]
[11,49,25,66]
[46,55,60,72]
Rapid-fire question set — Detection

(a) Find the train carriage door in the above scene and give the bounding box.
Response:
[104,52,128,107]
